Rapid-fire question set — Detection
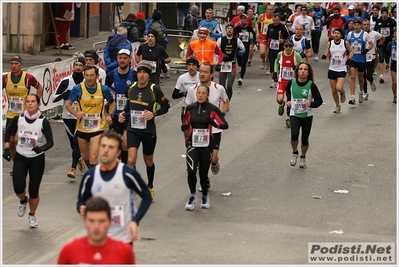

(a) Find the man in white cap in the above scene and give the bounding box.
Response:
[230,5,253,26]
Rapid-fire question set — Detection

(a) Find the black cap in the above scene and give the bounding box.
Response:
[152,10,162,20]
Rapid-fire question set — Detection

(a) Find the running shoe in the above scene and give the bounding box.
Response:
[270,81,277,88]
[370,81,377,92]
[393,96,397,104]
[363,93,369,100]
[385,64,390,73]
[28,214,38,228]
[285,119,290,128]
[211,162,220,175]
[77,157,86,173]
[185,194,198,211]
[379,74,384,84]
[358,91,363,103]
[200,195,210,209]
[148,187,155,202]
[17,196,28,217]
[373,69,377,75]
[165,72,171,78]
[278,100,285,116]
[237,78,243,86]
[290,152,299,166]
[67,167,76,179]
[260,61,265,69]
[199,179,211,192]
[299,157,306,169]
[247,60,252,66]
[333,105,341,113]
[340,91,346,103]
[265,70,270,75]
[348,96,356,105]
[313,54,319,61]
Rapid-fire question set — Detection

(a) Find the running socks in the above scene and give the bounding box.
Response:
[147,164,155,188]
[84,160,90,169]
[20,196,28,204]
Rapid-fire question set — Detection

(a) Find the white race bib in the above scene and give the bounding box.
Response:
[292,99,307,114]
[380,27,390,37]
[9,98,24,113]
[282,67,294,80]
[18,130,38,148]
[111,205,124,228]
[192,128,210,147]
[116,94,127,111]
[149,61,157,73]
[221,61,233,72]
[351,42,362,54]
[392,50,397,61]
[331,55,344,65]
[239,32,249,42]
[270,39,280,50]
[82,114,100,131]
[366,53,373,62]
[130,110,147,129]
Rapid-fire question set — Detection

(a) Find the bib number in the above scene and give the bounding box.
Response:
[270,39,280,50]
[149,61,157,73]
[331,55,344,65]
[239,32,249,42]
[303,29,311,39]
[116,94,127,111]
[351,42,362,54]
[263,24,268,34]
[83,114,100,131]
[392,50,397,61]
[292,99,307,114]
[366,53,373,62]
[282,67,294,80]
[9,98,24,113]
[18,131,38,148]
[111,205,124,228]
[192,128,210,147]
[380,27,390,37]
[221,61,233,72]
[130,110,147,129]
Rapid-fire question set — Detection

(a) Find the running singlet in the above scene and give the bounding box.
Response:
[260,13,273,35]
[16,115,45,158]
[5,72,29,119]
[289,78,314,118]
[76,82,106,133]
[111,69,134,115]
[348,30,367,63]
[328,39,347,72]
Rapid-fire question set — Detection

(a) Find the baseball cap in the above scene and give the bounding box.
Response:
[348,5,355,10]
[237,5,245,10]
[284,39,294,46]
[118,49,131,56]
[240,14,248,18]
[225,23,234,29]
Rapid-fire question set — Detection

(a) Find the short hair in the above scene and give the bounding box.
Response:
[197,84,210,95]
[372,5,380,11]
[273,14,281,19]
[27,94,40,105]
[332,5,341,12]
[201,62,214,74]
[117,26,128,35]
[100,130,123,151]
[206,8,214,14]
[84,64,99,75]
[248,7,254,12]
[84,196,111,219]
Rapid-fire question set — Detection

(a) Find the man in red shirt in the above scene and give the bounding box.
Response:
[57,196,135,264]
[230,5,253,26]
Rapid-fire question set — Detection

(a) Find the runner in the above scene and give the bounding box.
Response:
[286,62,323,168]
[199,8,224,41]
[386,29,397,103]
[58,196,135,264]
[66,65,116,169]
[310,2,327,61]
[322,28,354,113]
[77,131,152,244]
[246,6,258,66]
[291,5,315,41]
[256,4,274,72]
[324,5,347,41]
[118,61,170,201]
[290,24,313,62]
[84,50,106,85]
[181,84,228,210]
[53,57,86,178]
[3,94,54,228]
[3,55,42,175]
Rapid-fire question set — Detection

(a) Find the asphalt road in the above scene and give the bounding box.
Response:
[2,32,396,265]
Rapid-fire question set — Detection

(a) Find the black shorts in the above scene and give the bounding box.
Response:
[328,70,347,80]
[109,117,127,135]
[391,62,397,73]
[348,60,366,72]
[6,118,17,137]
[212,132,222,150]
[76,131,104,142]
[127,131,157,155]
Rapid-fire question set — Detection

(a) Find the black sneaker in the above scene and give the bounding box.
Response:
[237,78,242,86]
[278,100,285,116]
[185,194,197,211]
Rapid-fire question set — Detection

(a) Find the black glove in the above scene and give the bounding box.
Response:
[346,59,351,66]
[361,49,369,55]
[215,64,221,72]
[321,55,327,60]
[3,148,11,162]
[300,52,306,58]
[272,72,278,82]
[32,146,44,154]
[377,43,382,49]
[206,117,218,127]
[292,64,296,71]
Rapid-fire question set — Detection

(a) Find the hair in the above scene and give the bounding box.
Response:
[84,64,99,75]
[295,24,304,30]
[372,5,380,11]
[273,14,281,19]
[84,49,99,64]
[136,18,146,31]
[27,94,40,105]
[205,8,214,14]
[248,7,254,12]
[295,62,315,82]
[100,130,123,151]
[197,84,210,95]
[84,196,111,219]
[201,62,214,74]
[124,13,136,22]
[117,26,128,35]
[301,5,308,10]
[332,5,341,12]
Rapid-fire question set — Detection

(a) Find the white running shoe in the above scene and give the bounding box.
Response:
[358,91,364,103]
[185,194,197,211]
[200,195,210,209]
[290,153,299,166]
[260,62,265,69]
[299,157,306,168]
[363,93,369,100]
[313,54,319,61]
[370,81,377,92]
[270,81,277,88]
[333,105,341,113]
[28,214,38,228]
[17,196,28,217]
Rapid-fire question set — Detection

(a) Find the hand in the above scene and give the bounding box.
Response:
[79,205,86,217]
[292,64,296,71]
[272,72,278,82]
[361,49,369,55]
[377,43,382,49]
[237,49,245,57]
[106,115,113,125]
[118,112,126,123]
[75,111,84,119]
[321,55,327,60]
[300,52,306,58]
[215,64,221,72]
[3,148,11,162]
[32,146,43,154]
[346,59,351,66]
[207,117,218,127]
[126,221,139,242]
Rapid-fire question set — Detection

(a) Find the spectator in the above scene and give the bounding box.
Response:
[104,26,132,73]
[54,3,81,50]
[183,5,200,33]
[120,13,146,43]
[144,10,169,49]
[177,3,191,29]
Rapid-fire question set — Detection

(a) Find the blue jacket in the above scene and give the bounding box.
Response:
[199,19,223,41]
[104,34,132,73]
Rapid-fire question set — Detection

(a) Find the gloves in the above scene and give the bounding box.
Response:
[237,48,245,57]
[272,72,278,82]
[3,148,11,162]
[32,146,44,154]
[215,64,221,72]
[377,43,382,49]
[206,117,218,127]
[321,55,327,60]
[292,64,296,71]
[300,52,306,58]
[361,49,369,55]
[346,59,350,66]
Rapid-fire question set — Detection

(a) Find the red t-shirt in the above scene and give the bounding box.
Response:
[57,236,135,264]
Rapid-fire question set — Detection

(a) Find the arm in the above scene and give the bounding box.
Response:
[172,88,186,99]
[215,45,225,65]
[309,82,323,108]
[323,40,331,58]
[153,86,170,116]
[103,85,116,115]
[305,39,314,58]
[210,108,228,130]
[53,79,70,103]
[345,40,354,60]
[39,119,54,152]
[274,52,281,75]
[76,172,94,216]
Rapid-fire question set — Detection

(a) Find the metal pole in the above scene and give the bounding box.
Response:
[16,2,21,53]
[6,3,11,53]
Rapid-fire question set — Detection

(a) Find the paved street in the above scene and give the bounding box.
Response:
[2,30,396,265]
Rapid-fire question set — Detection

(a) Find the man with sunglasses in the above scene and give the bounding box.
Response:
[291,5,315,41]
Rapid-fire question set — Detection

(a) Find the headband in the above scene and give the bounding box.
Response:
[137,65,151,75]
[10,56,22,63]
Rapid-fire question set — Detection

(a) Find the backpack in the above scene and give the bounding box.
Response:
[149,21,166,47]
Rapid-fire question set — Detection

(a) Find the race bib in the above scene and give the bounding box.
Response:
[192,128,210,147]
[331,55,344,65]
[18,130,38,148]
[315,19,321,29]
[221,61,233,72]
[351,42,362,54]
[380,27,390,37]
[303,29,311,39]
[82,114,100,131]
[282,67,294,80]
[392,50,397,61]
[292,99,307,114]
[111,205,124,228]
[116,94,127,111]
[263,24,268,34]
[270,39,280,50]
[130,110,146,129]
[239,32,250,42]
[366,53,373,62]
[9,98,24,113]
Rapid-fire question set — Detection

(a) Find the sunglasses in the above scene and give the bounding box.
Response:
[284,44,293,47]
